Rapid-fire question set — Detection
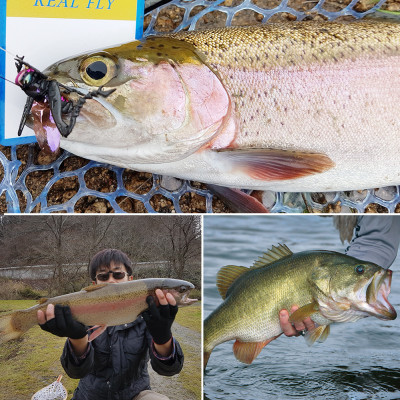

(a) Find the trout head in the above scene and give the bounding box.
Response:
[157,278,197,306]
[309,255,396,323]
[27,37,231,165]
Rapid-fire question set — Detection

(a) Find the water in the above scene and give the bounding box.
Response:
[203,215,400,400]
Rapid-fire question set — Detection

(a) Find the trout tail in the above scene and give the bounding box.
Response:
[0,310,36,343]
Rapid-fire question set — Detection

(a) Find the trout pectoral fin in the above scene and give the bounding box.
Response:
[304,325,330,346]
[207,184,269,213]
[289,302,318,323]
[216,148,334,181]
[233,336,280,364]
[87,325,107,341]
[217,265,249,299]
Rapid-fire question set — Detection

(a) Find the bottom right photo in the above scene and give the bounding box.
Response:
[203,215,400,400]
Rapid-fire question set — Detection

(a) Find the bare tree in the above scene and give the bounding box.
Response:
[157,216,201,280]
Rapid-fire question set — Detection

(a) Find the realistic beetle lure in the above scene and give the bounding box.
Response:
[14,55,116,139]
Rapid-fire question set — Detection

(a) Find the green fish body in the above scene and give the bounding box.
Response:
[204,245,396,366]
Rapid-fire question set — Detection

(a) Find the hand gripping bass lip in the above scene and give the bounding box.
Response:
[14,55,116,140]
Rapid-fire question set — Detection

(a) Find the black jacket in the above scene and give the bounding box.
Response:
[61,316,184,400]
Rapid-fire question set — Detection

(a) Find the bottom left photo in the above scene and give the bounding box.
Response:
[0,215,201,400]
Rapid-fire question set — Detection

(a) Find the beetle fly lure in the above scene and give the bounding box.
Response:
[14,55,116,139]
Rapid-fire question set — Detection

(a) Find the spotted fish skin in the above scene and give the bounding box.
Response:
[0,278,196,343]
[33,21,400,192]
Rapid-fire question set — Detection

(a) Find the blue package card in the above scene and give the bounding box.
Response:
[0,0,144,146]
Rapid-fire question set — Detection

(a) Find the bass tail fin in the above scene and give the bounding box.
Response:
[0,312,25,344]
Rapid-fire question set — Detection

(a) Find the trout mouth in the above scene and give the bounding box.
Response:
[164,281,197,306]
[27,91,116,154]
[364,269,397,320]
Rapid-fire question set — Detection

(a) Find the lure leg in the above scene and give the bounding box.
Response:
[17,96,34,136]
[48,80,71,137]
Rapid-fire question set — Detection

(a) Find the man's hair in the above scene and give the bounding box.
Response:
[90,249,133,280]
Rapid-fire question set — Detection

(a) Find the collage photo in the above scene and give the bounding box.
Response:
[1,0,400,398]
[0,215,399,400]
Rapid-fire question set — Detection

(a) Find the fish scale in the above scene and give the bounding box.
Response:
[24,21,400,192]
[0,278,196,343]
[204,245,396,367]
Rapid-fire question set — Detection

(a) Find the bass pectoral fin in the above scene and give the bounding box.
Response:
[215,148,334,181]
[289,302,319,323]
[304,325,330,346]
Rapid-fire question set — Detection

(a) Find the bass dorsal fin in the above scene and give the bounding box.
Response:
[82,283,108,292]
[216,265,248,299]
[252,244,293,268]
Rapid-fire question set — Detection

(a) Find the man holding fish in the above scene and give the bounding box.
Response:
[36,249,185,400]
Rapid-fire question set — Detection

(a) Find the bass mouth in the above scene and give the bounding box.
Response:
[366,270,397,321]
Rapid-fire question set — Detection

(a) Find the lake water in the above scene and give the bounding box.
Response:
[203,215,400,400]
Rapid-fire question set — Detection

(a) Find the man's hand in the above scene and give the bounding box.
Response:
[142,289,178,348]
[37,304,88,339]
[279,305,315,337]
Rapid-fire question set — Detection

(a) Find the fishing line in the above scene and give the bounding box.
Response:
[0,45,18,58]
[0,74,17,86]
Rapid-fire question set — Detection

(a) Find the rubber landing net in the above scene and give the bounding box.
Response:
[1,0,398,213]
[31,375,67,400]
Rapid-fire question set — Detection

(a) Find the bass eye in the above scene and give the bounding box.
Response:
[355,265,365,274]
[86,61,108,80]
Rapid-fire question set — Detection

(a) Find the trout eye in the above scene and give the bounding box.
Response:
[80,54,118,87]
[355,265,365,275]
[86,61,107,80]
[178,286,187,293]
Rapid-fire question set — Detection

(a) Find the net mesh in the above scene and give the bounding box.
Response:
[1,0,398,213]
[31,376,67,400]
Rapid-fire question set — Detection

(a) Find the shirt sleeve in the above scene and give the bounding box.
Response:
[345,216,400,269]
[148,335,184,376]
[60,339,94,379]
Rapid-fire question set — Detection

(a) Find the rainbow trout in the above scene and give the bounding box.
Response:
[0,278,196,343]
[19,21,400,192]
[204,245,396,367]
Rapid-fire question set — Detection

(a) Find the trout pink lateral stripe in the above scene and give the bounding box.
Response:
[70,294,145,315]
[0,278,196,343]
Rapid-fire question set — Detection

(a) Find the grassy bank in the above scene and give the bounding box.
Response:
[0,300,202,400]
[0,300,79,400]
[175,302,202,332]
[174,303,202,399]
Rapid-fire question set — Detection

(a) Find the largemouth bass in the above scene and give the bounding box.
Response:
[204,244,396,367]
[21,21,400,192]
[0,278,196,343]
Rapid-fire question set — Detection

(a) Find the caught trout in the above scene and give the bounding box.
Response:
[0,278,196,343]
[18,21,400,192]
[204,244,396,367]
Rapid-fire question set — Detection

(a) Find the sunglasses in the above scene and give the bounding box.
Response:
[96,271,128,281]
